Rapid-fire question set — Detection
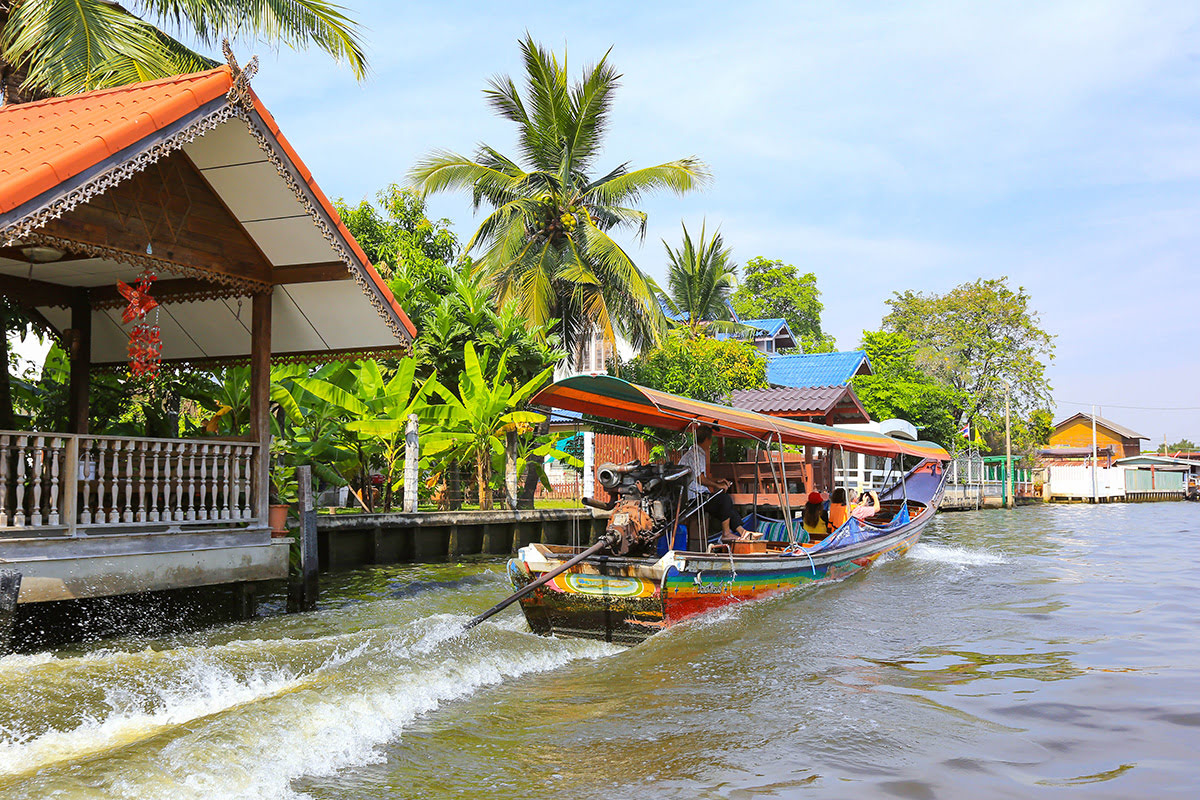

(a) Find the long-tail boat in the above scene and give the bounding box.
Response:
[468,375,950,644]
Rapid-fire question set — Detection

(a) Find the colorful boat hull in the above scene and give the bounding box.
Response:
[507,493,937,644]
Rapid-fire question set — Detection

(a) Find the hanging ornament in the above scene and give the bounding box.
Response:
[117,268,162,378]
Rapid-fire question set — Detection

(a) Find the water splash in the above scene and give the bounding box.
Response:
[908,543,1008,566]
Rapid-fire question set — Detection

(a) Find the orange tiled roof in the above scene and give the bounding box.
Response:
[0,67,233,215]
[0,68,416,340]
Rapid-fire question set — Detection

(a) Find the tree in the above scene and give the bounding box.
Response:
[423,342,553,510]
[1,0,367,104]
[618,332,767,406]
[409,35,709,364]
[852,331,960,447]
[659,221,749,337]
[334,185,458,285]
[882,277,1055,430]
[730,257,836,353]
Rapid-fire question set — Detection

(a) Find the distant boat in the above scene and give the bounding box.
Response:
[469,375,950,644]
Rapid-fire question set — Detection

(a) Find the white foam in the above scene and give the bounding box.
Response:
[0,657,302,777]
[0,618,620,799]
[909,542,1008,566]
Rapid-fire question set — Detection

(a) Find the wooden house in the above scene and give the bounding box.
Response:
[1044,413,1148,464]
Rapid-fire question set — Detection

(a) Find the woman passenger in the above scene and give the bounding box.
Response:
[801,491,827,540]
[828,488,849,530]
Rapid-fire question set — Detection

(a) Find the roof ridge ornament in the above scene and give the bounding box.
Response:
[222,40,259,111]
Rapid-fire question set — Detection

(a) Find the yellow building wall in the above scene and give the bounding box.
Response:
[1049,420,1140,458]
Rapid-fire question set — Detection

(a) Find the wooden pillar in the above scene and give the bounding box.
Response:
[249,291,271,524]
[0,569,20,655]
[289,464,319,611]
[68,292,91,434]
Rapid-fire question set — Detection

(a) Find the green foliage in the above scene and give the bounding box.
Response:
[660,222,749,337]
[334,185,458,285]
[730,257,836,353]
[1163,438,1197,453]
[882,277,1055,430]
[618,332,767,406]
[409,34,709,360]
[422,342,556,510]
[853,331,960,446]
[2,0,367,102]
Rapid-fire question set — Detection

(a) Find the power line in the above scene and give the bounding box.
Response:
[1056,399,1200,412]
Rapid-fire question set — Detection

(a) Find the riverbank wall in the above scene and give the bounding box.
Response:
[316,508,609,571]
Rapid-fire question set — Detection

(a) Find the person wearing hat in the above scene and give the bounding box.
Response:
[801,491,828,540]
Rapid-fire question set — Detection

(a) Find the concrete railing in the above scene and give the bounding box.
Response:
[0,431,260,535]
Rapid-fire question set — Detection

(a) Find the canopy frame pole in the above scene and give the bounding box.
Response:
[778,438,799,543]
[752,442,761,533]
[900,454,908,510]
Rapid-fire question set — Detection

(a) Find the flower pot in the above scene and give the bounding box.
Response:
[269,504,291,537]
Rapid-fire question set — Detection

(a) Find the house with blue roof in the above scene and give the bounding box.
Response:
[766,350,872,388]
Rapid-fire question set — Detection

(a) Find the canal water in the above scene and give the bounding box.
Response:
[1,503,1197,798]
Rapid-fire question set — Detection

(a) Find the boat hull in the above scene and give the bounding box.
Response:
[507,509,933,644]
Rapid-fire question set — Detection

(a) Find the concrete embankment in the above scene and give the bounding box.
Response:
[315,508,609,571]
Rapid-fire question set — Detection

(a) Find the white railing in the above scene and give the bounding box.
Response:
[0,431,260,535]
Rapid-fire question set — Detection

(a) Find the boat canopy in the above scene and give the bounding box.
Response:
[533,375,951,461]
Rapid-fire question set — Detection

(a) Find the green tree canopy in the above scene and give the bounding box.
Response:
[618,332,767,406]
[660,222,747,337]
[1,0,367,103]
[334,185,458,286]
[730,257,836,353]
[852,331,959,447]
[882,277,1055,428]
[409,35,709,364]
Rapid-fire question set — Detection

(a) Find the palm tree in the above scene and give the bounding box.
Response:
[409,35,709,365]
[660,221,750,338]
[1,0,367,104]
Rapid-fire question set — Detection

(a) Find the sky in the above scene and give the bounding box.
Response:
[22,0,1200,443]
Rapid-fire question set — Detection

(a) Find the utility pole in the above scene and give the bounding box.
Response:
[1091,405,1098,502]
[1005,383,1013,509]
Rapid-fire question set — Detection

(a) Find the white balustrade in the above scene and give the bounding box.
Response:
[0,431,260,534]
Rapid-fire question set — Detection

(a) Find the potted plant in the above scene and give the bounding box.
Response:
[269,461,298,537]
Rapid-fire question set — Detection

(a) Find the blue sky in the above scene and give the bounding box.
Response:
[221,2,1197,441]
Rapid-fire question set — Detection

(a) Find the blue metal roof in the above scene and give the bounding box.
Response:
[767,350,872,387]
[741,317,788,336]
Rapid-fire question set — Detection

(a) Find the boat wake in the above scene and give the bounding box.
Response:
[909,542,1008,567]
[0,613,620,800]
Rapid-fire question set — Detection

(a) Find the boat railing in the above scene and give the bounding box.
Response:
[0,430,262,536]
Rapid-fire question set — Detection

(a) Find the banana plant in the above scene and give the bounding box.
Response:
[423,341,554,510]
[294,358,437,511]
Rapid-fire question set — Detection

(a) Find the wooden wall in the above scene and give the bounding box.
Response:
[1050,420,1141,460]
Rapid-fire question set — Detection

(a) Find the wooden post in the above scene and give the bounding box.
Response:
[404,413,419,513]
[249,291,272,524]
[0,569,20,655]
[289,464,319,612]
[68,291,91,434]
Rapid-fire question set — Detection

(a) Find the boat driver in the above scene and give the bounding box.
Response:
[678,425,760,542]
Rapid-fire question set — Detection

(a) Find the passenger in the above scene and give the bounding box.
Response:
[678,425,760,542]
[828,488,849,529]
[850,489,881,521]
[801,491,827,539]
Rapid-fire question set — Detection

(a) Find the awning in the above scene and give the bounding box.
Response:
[533,375,950,460]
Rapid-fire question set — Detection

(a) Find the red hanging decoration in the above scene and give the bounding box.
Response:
[117,269,162,378]
[117,270,158,323]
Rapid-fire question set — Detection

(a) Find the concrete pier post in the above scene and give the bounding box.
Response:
[0,569,21,654]
[404,414,419,513]
[288,465,319,612]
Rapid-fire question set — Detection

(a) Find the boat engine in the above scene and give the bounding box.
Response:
[586,460,692,556]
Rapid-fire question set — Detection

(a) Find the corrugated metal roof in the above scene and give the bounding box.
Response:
[766,350,871,387]
[741,317,788,336]
[1054,412,1148,441]
[732,385,847,414]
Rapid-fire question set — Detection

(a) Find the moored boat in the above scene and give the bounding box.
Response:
[473,375,949,644]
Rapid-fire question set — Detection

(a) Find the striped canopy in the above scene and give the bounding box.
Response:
[533,375,950,461]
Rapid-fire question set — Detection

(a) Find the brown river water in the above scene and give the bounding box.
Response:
[0,502,1197,798]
